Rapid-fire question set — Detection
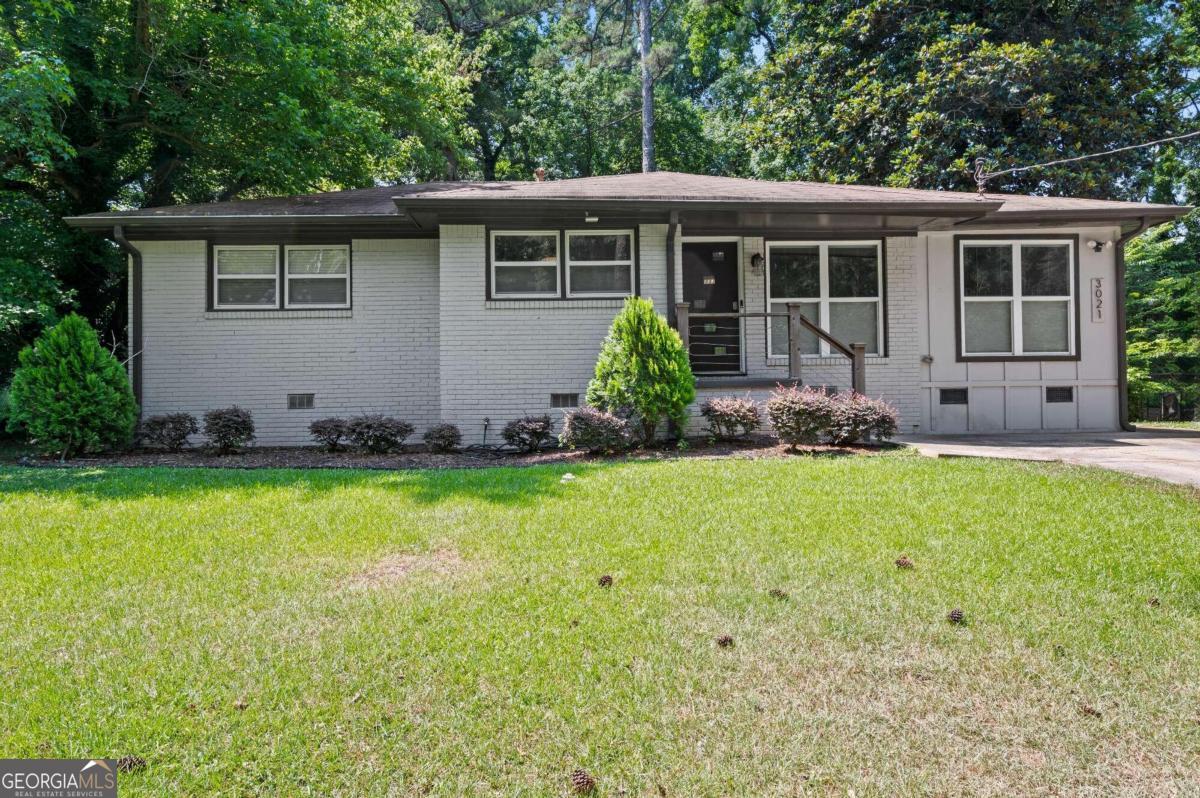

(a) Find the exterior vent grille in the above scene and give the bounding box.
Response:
[550,393,579,409]
[287,393,314,410]
[940,388,968,405]
[1046,386,1074,403]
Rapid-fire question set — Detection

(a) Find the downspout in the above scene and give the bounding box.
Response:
[112,225,143,407]
[665,210,679,326]
[1115,217,1151,432]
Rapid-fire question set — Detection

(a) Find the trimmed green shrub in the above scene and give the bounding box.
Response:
[7,313,138,457]
[204,406,255,454]
[423,423,462,453]
[309,417,350,451]
[586,297,695,442]
[559,407,629,453]
[765,385,835,447]
[347,414,413,453]
[828,393,899,444]
[700,396,761,440]
[139,413,199,451]
[502,414,553,453]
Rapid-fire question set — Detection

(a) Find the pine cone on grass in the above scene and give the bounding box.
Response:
[946,608,965,625]
[716,634,734,648]
[895,555,914,569]
[598,574,613,588]
[117,755,146,774]
[570,768,596,793]
[768,588,789,600]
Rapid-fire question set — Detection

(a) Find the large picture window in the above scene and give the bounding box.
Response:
[566,230,634,297]
[958,239,1075,358]
[285,245,350,308]
[490,231,560,297]
[213,246,278,309]
[766,241,883,357]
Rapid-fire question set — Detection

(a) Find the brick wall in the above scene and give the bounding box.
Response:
[135,238,440,446]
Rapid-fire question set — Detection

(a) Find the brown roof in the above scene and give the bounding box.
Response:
[64,170,1188,225]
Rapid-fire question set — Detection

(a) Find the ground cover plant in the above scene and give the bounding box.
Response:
[1,456,1198,796]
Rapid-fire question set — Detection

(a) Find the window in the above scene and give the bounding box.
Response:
[958,239,1075,358]
[940,388,968,405]
[285,246,350,308]
[490,231,559,297]
[766,241,883,357]
[213,246,278,308]
[566,231,634,297]
[550,393,579,408]
[1046,386,1074,403]
[287,393,315,410]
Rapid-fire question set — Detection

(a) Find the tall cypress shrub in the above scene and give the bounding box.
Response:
[8,314,138,457]
[586,297,695,442]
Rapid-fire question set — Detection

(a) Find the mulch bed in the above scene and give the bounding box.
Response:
[13,436,894,471]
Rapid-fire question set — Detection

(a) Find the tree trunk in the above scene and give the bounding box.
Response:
[639,0,654,173]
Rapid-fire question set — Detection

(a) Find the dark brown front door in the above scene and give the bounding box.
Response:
[682,240,742,374]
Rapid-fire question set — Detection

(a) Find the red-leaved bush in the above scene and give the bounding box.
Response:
[766,386,897,446]
[699,396,761,440]
[827,392,899,444]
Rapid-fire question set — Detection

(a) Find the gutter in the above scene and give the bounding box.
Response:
[112,225,143,406]
[1115,217,1152,432]
[666,210,679,326]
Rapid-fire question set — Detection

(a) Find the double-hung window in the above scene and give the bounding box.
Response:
[285,245,350,308]
[490,231,560,298]
[767,241,883,357]
[958,239,1075,358]
[566,230,634,297]
[213,245,278,309]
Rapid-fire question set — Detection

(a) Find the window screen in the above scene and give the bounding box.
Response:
[940,388,968,405]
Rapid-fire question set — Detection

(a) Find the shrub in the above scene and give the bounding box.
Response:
[765,385,835,447]
[309,417,350,451]
[204,406,255,453]
[7,313,138,457]
[347,414,413,453]
[700,396,762,440]
[586,296,695,443]
[559,407,629,453]
[828,392,899,445]
[423,423,462,453]
[139,413,199,451]
[502,414,553,453]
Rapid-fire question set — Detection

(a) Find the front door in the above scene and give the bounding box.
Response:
[682,240,742,374]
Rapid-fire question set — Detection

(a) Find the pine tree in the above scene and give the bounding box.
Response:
[586,297,695,442]
[8,314,138,458]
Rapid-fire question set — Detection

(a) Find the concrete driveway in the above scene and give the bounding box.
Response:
[900,429,1200,488]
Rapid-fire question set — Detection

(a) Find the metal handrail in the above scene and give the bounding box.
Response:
[676,302,867,392]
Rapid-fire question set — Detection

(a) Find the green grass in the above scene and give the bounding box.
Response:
[1137,420,1200,431]
[1,456,1198,796]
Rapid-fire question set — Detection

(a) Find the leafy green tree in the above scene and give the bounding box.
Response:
[2,0,472,377]
[587,297,695,442]
[8,313,138,457]
[733,1,1182,196]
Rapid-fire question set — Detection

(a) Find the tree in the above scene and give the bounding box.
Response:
[587,297,695,442]
[8,313,138,457]
[735,1,1182,196]
[1,0,472,378]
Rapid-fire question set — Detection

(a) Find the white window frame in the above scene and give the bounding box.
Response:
[284,245,351,309]
[490,230,560,299]
[212,245,279,310]
[958,238,1076,358]
[765,240,885,357]
[565,229,635,298]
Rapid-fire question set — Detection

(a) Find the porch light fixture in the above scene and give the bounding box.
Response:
[1086,239,1113,253]
[750,252,765,273]
[584,212,599,223]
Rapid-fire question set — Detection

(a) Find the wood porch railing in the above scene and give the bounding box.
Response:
[675,302,867,394]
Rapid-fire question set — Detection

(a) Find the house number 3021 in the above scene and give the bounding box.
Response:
[1091,278,1104,323]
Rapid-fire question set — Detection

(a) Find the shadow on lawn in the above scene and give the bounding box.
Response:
[0,460,632,506]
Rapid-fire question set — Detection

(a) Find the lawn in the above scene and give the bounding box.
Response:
[1,455,1198,796]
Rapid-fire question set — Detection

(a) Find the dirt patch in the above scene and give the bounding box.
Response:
[15,436,895,471]
[344,549,471,590]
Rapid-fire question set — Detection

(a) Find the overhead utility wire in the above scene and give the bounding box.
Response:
[971,129,1200,192]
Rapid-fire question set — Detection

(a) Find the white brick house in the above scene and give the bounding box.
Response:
[66,171,1187,445]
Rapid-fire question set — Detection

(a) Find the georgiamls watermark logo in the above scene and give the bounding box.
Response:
[0,759,117,798]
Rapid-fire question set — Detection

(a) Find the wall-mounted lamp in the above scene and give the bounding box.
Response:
[1086,239,1113,253]
[584,212,599,223]
[750,252,765,273]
